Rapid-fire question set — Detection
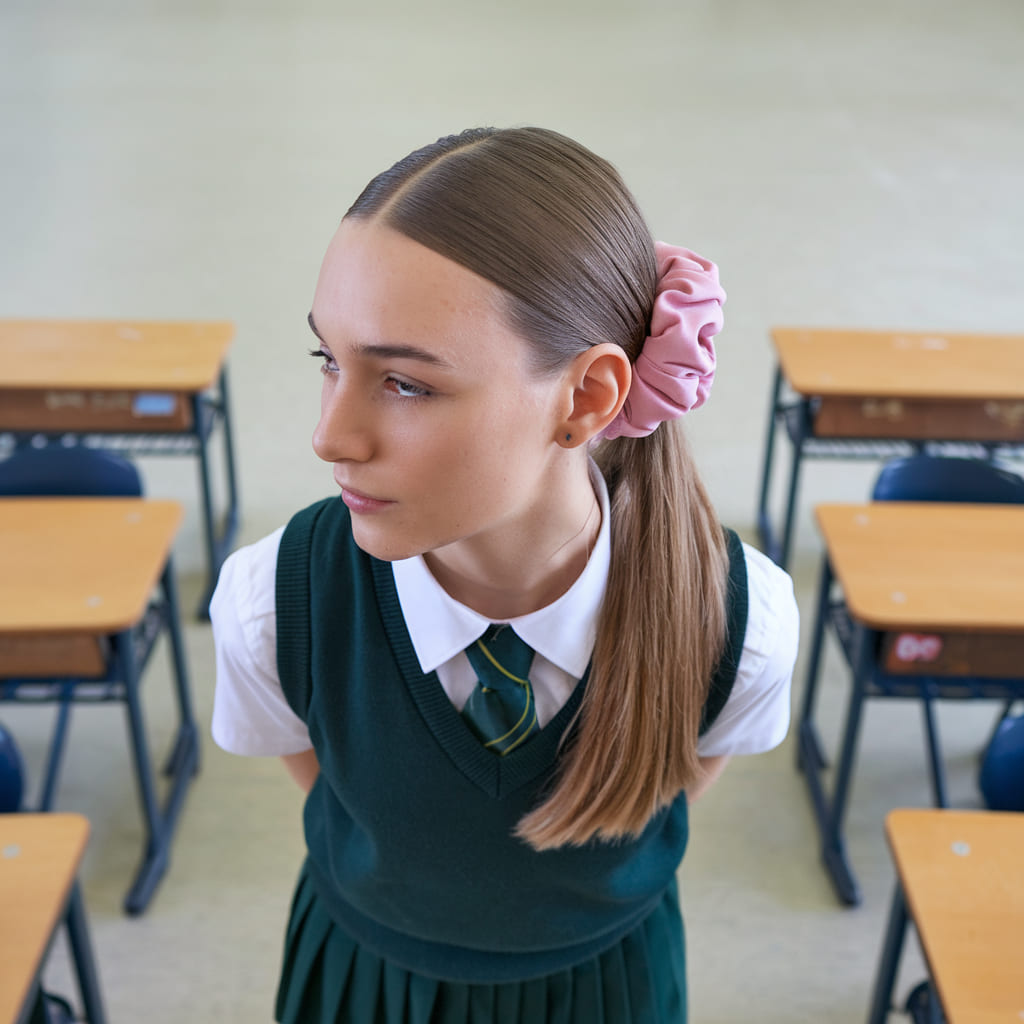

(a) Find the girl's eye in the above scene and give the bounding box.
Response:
[386,376,432,399]
[308,348,338,374]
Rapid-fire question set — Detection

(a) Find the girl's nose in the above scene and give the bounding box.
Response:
[312,383,373,464]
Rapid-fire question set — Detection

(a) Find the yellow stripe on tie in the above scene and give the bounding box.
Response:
[497,706,538,755]
[475,639,531,685]
[484,679,535,754]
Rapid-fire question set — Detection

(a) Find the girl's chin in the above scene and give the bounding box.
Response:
[349,523,425,564]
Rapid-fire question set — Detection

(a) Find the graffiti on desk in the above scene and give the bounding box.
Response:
[861,398,905,421]
[892,633,944,663]
[984,401,1024,429]
[44,390,131,412]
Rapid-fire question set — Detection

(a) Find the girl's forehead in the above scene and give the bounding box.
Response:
[319,220,500,311]
[313,219,522,359]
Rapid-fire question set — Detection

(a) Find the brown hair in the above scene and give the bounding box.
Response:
[347,127,729,848]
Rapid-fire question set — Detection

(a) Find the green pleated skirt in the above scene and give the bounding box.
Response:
[275,864,687,1024]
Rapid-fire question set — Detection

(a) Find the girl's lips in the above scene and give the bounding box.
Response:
[339,487,394,514]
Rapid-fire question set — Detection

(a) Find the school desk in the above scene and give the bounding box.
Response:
[796,502,1024,905]
[755,327,1024,568]
[0,318,239,618]
[0,498,198,914]
[867,808,1024,1024]
[0,813,106,1024]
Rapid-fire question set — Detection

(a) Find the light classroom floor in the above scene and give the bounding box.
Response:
[2,1,1022,1021]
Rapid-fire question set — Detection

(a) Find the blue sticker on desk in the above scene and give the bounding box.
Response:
[132,393,177,417]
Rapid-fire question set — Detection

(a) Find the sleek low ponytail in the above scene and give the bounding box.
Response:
[515,422,728,848]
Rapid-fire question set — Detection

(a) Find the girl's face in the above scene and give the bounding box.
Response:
[309,218,571,565]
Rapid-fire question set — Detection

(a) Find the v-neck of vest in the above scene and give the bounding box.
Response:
[371,559,588,800]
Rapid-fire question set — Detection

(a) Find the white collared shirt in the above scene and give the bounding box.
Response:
[211,472,798,760]
[390,468,612,733]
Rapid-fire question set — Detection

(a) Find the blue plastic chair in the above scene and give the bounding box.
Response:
[872,454,1024,505]
[0,720,24,812]
[903,980,944,1024]
[979,713,1024,811]
[0,445,144,498]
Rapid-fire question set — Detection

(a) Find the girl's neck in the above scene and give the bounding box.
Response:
[423,459,601,620]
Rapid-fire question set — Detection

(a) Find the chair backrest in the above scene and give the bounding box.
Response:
[0,721,25,812]
[872,455,1024,505]
[0,446,142,497]
[979,714,1024,811]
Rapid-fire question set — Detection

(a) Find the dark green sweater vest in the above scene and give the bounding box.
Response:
[276,496,748,983]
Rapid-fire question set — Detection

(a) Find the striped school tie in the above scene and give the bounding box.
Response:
[461,625,538,755]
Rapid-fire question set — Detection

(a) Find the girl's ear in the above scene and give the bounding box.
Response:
[555,343,632,447]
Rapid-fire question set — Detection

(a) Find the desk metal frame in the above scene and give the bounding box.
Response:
[1,562,198,915]
[755,366,1020,569]
[796,555,1024,906]
[4,366,239,620]
[866,885,943,1024]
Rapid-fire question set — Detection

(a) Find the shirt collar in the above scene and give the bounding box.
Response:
[392,462,611,680]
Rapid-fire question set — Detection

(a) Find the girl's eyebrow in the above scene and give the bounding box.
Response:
[307,311,325,341]
[307,311,452,368]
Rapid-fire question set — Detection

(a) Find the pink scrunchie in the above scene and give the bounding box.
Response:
[600,242,725,440]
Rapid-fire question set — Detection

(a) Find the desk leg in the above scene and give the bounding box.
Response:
[118,626,166,913]
[37,695,73,811]
[919,692,949,808]
[116,585,199,914]
[65,882,108,1024]
[866,882,908,1024]
[776,403,809,571]
[798,596,871,905]
[193,367,241,620]
[797,555,833,776]
[797,556,867,901]
[755,366,809,570]
[756,365,783,556]
[160,560,201,780]
[821,625,874,905]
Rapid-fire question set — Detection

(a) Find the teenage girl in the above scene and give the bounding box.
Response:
[211,126,798,1024]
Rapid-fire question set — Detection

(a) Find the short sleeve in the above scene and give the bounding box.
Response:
[696,543,798,758]
[209,527,314,756]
